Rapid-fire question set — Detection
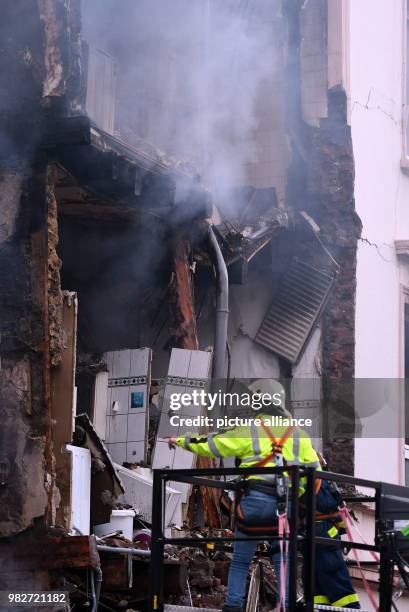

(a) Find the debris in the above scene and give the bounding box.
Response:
[73,413,124,526]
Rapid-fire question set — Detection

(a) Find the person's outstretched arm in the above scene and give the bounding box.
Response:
[166,426,252,459]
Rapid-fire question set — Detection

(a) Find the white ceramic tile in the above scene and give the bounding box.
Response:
[130,348,151,376]
[112,349,131,378]
[106,442,127,465]
[126,441,145,463]
[127,412,147,442]
[107,413,127,443]
[108,385,129,415]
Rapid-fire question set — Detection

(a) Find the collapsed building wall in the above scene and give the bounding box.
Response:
[0,3,102,598]
[0,2,363,605]
[0,2,59,539]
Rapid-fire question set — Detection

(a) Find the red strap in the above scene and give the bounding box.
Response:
[339,507,379,611]
[278,512,289,610]
[340,506,380,563]
[252,424,295,468]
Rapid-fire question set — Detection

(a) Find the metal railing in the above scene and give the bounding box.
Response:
[149,466,387,611]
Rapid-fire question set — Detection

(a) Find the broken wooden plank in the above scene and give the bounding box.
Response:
[170,230,199,350]
[51,292,78,529]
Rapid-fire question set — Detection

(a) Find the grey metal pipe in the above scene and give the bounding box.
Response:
[90,569,96,612]
[97,544,151,557]
[93,566,102,611]
[208,226,229,381]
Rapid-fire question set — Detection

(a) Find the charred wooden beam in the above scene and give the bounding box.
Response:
[0,535,100,572]
[170,230,199,350]
[42,116,91,148]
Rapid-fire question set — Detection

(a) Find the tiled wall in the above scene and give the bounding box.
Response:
[104,348,152,465]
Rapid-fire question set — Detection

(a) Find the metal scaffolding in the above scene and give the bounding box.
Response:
[149,465,409,611]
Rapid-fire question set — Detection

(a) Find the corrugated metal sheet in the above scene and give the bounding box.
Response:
[255,258,336,364]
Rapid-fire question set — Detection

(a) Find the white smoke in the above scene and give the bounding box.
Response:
[82,0,284,213]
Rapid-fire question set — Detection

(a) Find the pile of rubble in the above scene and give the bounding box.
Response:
[164,531,278,610]
[169,548,228,609]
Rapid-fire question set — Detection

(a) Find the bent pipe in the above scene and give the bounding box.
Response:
[208,225,229,382]
[97,544,151,557]
[93,566,102,612]
[90,570,96,612]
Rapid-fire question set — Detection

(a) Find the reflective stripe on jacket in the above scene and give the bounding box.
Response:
[175,412,320,495]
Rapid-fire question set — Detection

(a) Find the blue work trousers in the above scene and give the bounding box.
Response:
[226,489,289,608]
[314,520,360,609]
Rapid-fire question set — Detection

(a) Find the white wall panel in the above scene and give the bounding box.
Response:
[93,371,108,440]
[67,444,91,535]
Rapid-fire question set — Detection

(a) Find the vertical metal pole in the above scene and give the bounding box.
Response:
[375,488,390,611]
[288,466,300,611]
[379,546,393,612]
[150,470,165,612]
[304,468,316,612]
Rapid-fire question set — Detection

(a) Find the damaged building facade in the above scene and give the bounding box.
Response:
[2,0,406,609]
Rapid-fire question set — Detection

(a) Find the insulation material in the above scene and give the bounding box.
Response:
[255,258,336,364]
[152,349,212,503]
[105,349,152,465]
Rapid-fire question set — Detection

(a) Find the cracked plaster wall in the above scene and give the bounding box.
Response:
[349,0,409,485]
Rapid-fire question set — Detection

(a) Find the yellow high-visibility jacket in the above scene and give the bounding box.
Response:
[175,413,320,495]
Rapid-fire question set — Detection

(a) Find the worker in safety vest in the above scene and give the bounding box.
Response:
[166,379,321,612]
[306,455,360,609]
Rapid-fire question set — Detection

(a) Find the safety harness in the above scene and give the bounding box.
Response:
[234,424,322,610]
[235,424,294,534]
